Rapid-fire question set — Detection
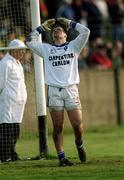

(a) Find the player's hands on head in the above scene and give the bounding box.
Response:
[41,19,55,32]
[57,18,71,30]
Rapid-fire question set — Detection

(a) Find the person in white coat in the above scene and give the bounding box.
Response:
[0,39,27,163]
[26,18,90,166]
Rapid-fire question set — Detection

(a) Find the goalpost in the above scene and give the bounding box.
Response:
[30,0,48,157]
[0,0,48,159]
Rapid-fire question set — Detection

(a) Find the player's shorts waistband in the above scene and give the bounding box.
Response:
[48,84,77,91]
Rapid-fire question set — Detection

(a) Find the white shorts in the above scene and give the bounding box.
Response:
[47,85,82,111]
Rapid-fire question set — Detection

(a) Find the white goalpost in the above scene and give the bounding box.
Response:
[30,0,48,157]
[0,0,48,160]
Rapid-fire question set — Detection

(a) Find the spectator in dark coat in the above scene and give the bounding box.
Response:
[82,0,103,43]
[106,0,124,42]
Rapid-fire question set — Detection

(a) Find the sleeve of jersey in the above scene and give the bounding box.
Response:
[25,26,45,57]
[71,23,90,54]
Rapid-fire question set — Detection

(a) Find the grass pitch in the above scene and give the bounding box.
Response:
[0,125,124,180]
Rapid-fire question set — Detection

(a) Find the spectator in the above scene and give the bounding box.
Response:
[88,42,112,69]
[45,0,61,18]
[0,39,27,162]
[71,0,84,22]
[95,0,109,20]
[82,0,103,44]
[40,0,49,21]
[106,0,124,43]
[55,0,76,20]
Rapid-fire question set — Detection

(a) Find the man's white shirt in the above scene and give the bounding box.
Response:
[0,53,27,123]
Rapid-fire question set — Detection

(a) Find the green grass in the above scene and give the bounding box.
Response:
[0,125,124,180]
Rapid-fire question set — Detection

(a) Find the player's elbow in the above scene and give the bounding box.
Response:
[88,30,90,39]
[85,27,90,37]
[87,28,90,35]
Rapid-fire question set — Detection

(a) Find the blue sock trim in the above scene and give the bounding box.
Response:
[70,21,77,30]
[36,26,44,34]
[58,151,65,161]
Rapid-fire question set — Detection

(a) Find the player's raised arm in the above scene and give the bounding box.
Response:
[73,22,90,53]
[57,18,90,53]
[25,19,55,57]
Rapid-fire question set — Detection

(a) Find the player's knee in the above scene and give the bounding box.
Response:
[73,122,83,132]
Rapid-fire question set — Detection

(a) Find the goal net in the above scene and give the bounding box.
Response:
[0,0,41,160]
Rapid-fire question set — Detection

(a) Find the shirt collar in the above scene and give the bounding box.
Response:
[6,52,20,64]
[53,42,69,47]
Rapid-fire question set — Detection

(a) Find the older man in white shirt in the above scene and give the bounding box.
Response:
[0,39,27,163]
